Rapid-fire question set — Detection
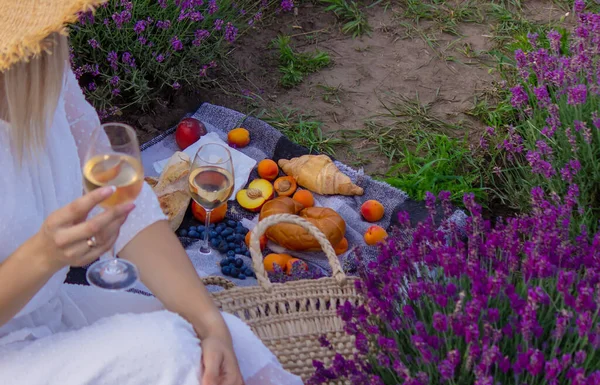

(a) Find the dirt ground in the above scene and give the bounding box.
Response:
[128,0,571,175]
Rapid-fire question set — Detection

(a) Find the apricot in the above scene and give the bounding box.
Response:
[286,258,308,276]
[364,225,388,246]
[236,179,274,212]
[273,176,297,197]
[192,201,228,223]
[245,231,268,251]
[227,127,250,148]
[257,159,279,181]
[360,200,385,222]
[333,237,349,255]
[263,253,294,273]
[293,190,314,208]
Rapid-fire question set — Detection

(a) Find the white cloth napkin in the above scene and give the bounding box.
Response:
[152,132,256,200]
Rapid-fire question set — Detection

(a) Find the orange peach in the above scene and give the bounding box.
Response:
[263,253,294,273]
[293,190,314,208]
[360,200,385,222]
[257,159,279,181]
[227,127,250,148]
[286,258,308,275]
[333,237,349,255]
[236,179,274,212]
[192,201,228,223]
[364,225,388,246]
[245,231,268,251]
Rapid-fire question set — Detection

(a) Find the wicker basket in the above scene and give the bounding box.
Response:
[206,213,362,382]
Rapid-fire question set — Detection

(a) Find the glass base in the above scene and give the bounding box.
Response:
[86,259,139,291]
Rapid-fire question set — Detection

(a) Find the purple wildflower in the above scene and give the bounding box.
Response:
[111,88,121,96]
[121,52,136,68]
[172,82,181,90]
[208,0,218,14]
[547,30,562,52]
[574,0,585,13]
[224,23,238,43]
[170,36,184,51]
[109,76,120,86]
[156,54,165,63]
[281,0,294,12]
[87,82,97,91]
[510,84,529,108]
[432,312,448,332]
[568,84,587,105]
[533,85,551,108]
[214,19,224,31]
[158,0,167,7]
[134,20,146,34]
[156,20,171,29]
[107,51,118,70]
[87,39,100,49]
[193,29,210,46]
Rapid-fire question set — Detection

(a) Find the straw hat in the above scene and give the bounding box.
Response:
[0,0,107,72]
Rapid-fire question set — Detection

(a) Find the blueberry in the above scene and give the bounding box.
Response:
[244,250,251,257]
[234,258,244,268]
[222,265,232,276]
[240,244,247,252]
[189,231,200,238]
[233,234,243,242]
[210,238,219,247]
[223,228,234,236]
[220,259,231,267]
[209,230,218,238]
[228,242,237,251]
[227,250,235,257]
[238,273,246,280]
[189,226,197,232]
[244,267,253,275]
[239,227,249,235]
[197,225,206,233]
[225,235,235,242]
[230,267,240,278]
[227,220,237,228]
[209,223,216,229]
[227,256,236,264]
[178,229,188,237]
[218,241,229,253]
[234,247,242,254]
[215,227,223,234]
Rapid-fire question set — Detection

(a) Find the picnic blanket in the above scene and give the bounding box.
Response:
[66,103,466,293]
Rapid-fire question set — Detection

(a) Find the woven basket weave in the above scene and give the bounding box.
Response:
[207,213,362,382]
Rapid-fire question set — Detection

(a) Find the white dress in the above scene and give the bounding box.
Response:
[0,67,303,385]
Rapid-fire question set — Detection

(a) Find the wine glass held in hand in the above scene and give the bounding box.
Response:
[189,143,235,256]
[82,123,143,291]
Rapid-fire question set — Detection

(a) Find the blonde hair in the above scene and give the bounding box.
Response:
[0,33,68,162]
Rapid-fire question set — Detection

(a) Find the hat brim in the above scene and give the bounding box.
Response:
[0,0,107,72]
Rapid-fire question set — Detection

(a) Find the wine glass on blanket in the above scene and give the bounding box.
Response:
[189,143,235,256]
[82,123,143,291]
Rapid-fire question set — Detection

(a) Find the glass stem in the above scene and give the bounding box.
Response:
[203,210,212,251]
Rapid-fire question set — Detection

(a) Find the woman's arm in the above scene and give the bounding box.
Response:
[0,187,132,327]
[119,220,230,340]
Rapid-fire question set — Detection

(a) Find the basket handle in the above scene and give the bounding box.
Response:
[249,213,347,291]
[201,276,235,290]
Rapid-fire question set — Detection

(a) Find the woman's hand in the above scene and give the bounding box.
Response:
[34,186,135,273]
[201,334,244,385]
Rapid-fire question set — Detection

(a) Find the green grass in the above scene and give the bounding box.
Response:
[317,83,344,104]
[273,36,331,88]
[321,0,372,37]
[399,0,483,35]
[382,133,489,205]
[261,108,345,155]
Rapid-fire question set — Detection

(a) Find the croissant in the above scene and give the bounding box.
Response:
[150,152,191,231]
[278,155,364,196]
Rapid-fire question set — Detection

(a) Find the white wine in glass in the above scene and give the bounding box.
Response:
[82,123,143,290]
[189,143,235,255]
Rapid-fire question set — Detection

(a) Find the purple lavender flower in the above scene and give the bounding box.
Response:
[109,76,120,86]
[158,0,167,8]
[87,39,100,49]
[547,30,562,52]
[87,82,97,91]
[208,0,218,14]
[111,10,131,29]
[432,312,448,332]
[138,36,148,45]
[134,20,146,34]
[170,36,184,51]
[107,51,118,70]
[224,23,238,43]
[574,0,585,13]
[193,29,210,46]
[121,52,136,68]
[156,54,165,63]
[214,19,224,31]
[533,85,551,108]
[111,88,121,96]
[281,0,294,12]
[568,84,587,105]
[172,82,181,90]
[510,84,529,108]
[156,20,171,30]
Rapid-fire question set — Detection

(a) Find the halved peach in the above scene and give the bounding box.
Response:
[236,179,274,212]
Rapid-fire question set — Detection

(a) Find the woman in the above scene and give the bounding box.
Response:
[0,1,303,385]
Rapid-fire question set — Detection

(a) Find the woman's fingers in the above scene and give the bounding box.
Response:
[46,186,116,228]
[54,203,134,248]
